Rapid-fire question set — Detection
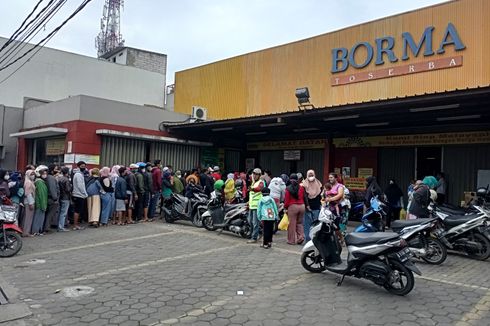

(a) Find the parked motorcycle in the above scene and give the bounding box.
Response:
[202,197,250,238]
[301,208,421,296]
[434,204,490,260]
[354,197,387,232]
[0,204,23,257]
[161,192,209,227]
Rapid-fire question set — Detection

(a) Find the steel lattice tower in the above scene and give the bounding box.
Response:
[95,0,124,58]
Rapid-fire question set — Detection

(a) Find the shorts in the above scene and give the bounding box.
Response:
[73,197,85,214]
[126,191,135,209]
[116,199,126,212]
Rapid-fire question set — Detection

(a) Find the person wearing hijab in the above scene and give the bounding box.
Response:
[32,167,48,235]
[365,176,384,207]
[0,169,11,199]
[407,176,436,219]
[224,178,237,203]
[269,177,286,206]
[284,173,306,245]
[384,179,404,228]
[99,167,114,226]
[22,169,36,236]
[302,170,323,242]
[162,171,173,200]
[86,168,102,227]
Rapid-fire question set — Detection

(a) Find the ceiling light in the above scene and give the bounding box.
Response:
[293,128,319,133]
[410,104,460,113]
[436,114,481,121]
[355,122,390,127]
[211,127,233,132]
[323,114,360,121]
[260,122,286,128]
[246,131,267,136]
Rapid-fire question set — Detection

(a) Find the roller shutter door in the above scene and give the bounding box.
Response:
[150,142,200,170]
[378,147,415,204]
[297,150,324,179]
[100,137,146,167]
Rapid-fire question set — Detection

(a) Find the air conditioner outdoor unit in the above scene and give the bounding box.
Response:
[191,106,207,121]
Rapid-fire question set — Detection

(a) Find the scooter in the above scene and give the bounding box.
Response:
[434,204,490,260]
[161,191,209,227]
[0,204,23,257]
[354,197,387,232]
[202,196,250,238]
[301,208,421,296]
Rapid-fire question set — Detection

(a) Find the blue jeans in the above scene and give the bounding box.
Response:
[304,209,320,242]
[58,200,70,230]
[100,193,112,225]
[148,193,159,219]
[248,209,259,240]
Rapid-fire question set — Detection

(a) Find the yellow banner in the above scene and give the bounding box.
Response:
[334,131,490,148]
[247,139,326,151]
[46,139,65,155]
[344,177,366,190]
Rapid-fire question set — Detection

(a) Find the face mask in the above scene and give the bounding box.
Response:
[308,176,315,182]
[30,175,36,181]
[4,175,9,181]
[79,167,86,172]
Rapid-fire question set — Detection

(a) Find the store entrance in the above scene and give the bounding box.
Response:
[416,146,442,179]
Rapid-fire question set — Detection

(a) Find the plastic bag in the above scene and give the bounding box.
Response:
[400,208,407,220]
[278,213,289,230]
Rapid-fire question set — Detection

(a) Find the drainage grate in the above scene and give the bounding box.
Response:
[0,286,9,305]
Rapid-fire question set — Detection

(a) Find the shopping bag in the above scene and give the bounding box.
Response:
[400,208,407,220]
[278,213,289,230]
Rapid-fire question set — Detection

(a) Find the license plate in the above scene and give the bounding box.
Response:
[396,248,411,262]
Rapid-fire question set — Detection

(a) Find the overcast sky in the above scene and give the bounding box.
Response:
[0,0,448,84]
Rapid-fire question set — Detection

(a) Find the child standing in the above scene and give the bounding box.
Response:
[257,187,279,249]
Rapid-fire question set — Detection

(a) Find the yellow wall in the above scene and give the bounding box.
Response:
[175,0,490,119]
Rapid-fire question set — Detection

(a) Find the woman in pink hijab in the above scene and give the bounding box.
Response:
[22,170,36,236]
[302,170,323,242]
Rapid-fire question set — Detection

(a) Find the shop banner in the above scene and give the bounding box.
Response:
[344,177,366,190]
[46,139,65,155]
[284,150,301,161]
[334,131,490,148]
[247,139,326,151]
[74,154,100,165]
[358,168,373,178]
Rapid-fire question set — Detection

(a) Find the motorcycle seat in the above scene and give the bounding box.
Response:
[345,232,400,246]
[391,218,435,230]
[443,214,481,227]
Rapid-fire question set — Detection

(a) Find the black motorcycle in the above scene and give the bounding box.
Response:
[161,192,209,227]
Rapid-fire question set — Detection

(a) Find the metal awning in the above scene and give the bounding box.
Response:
[95,129,213,147]
[10,127,68,139]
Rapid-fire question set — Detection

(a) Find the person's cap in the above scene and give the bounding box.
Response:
[163,167,170,172]
[253,168,262,174]
[213,166,220,171]
[175,170,182,177]
[129,164,139,169]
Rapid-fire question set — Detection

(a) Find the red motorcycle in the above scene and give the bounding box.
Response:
[0,198,23,257]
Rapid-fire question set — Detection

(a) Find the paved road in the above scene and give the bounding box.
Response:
[0,220,489,326]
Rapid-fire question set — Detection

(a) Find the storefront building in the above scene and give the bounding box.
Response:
[167,0,490,205]
[10,95,210,171]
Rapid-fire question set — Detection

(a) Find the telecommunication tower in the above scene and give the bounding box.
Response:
[95,0,124,58]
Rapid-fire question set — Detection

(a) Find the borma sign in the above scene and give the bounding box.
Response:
[330,23,465,86]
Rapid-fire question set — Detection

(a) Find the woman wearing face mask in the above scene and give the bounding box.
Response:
[31,166,49,235]
[0,169,11,199]
[302,170,323,242]
[22,170,36,236]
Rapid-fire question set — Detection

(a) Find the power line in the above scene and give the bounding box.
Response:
[0,0,66,66]
[0,0,45,54]
[0,0,94,86]
[0,0,94,81]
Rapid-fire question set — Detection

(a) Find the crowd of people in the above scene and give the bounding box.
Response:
[0,159,447,249]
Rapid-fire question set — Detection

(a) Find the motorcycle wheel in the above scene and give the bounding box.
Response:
[468,233,490,261]
[163,210,174,224]
[300,250,326,273]
[421,238,447,265]
[202,215,217,231]
[192,207,207,228]
[240,221,251,239]
[0,231,23,258]
[383,260,414,296]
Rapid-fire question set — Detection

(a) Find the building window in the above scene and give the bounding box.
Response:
[33,137,65,166]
